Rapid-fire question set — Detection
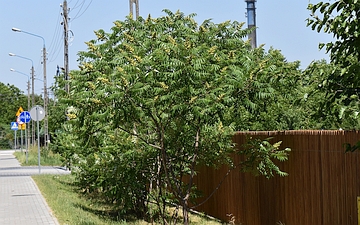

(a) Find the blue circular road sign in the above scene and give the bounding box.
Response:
[19,111,31,123]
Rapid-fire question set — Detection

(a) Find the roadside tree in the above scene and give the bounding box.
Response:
[0,83,27,148]
[59,10,290,224]
[307,1,360,128]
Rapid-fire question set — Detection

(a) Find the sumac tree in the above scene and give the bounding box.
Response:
[61,10,290,224]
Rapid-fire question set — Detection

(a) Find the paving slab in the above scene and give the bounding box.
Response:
[0,150,70,225]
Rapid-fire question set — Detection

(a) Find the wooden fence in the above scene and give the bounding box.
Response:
[192,130,360,225]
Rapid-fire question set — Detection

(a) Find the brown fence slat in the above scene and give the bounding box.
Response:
[193,130,360,225]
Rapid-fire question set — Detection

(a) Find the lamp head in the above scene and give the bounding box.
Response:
[10,68,15,72]
[12,27,21,32]
[9,53,15,56]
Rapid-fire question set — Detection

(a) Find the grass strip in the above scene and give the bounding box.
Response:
[16,148,223,224]
[14,146,62,166]
[32,174,140,225]
[32,175,224,225]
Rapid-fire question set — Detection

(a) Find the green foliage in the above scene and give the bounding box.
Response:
[307,1,360,64]
[72,10,246,223]
[302,60,337,128]
[230,47,306,130]
[344,141,360,153]
[307,1,360,128]
[14,146,62,166]
[240,137,291,178]
[51,10,294,224]
[302,59,360,129]
[0,82,28,149]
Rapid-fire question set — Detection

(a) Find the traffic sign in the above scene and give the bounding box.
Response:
[20,123,26,130]
[16,116,24,125]
[16,107,24,117]
[30,105,45,121]
[19,111,31,123]
[11,122,18,130]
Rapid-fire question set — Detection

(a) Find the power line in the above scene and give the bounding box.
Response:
[69,0,81,10]
[71,0,93,21]
[47,7,63,63]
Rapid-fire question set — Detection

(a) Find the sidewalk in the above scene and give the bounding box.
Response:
[0,150,70,225]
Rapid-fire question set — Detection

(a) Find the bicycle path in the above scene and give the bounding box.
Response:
[0,150,70,225]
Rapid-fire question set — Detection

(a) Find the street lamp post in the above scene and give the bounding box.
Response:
[9,53,35,146]
[12,27,49,147]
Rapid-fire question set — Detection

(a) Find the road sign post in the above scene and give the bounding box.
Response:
[17,117,23,153]
[24,124,28,164]
[30,106,45,174]
[20,129,23,153]
[11,122,19,149]
[19,111,31,161]
[15,107,24,152]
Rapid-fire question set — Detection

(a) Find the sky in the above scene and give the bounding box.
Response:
[0,0,334,95]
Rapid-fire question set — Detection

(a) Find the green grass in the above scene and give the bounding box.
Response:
[32,175,224,225]
[14,145,63,166]
[33,175,134,225]
[17,147,223,224]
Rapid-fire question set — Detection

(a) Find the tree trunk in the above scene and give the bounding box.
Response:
[182,200,189,225]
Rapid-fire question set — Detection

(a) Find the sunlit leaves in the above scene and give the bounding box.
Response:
[0,83,28,148]
[240,137,291,178]
[307,1,360,128]
[57,9,299,223]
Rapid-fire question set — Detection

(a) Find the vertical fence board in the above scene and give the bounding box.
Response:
[193,130,360,225]
[358,197,360,225]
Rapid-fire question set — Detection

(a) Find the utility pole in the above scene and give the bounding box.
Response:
[245,0,257,48]
[62,0,70,93]
[31,65,35,146]
[10,27,48,146]
[27,80,30,148]
[129,0,139,19]
[43,44,48,147]
[8,52,35,146]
